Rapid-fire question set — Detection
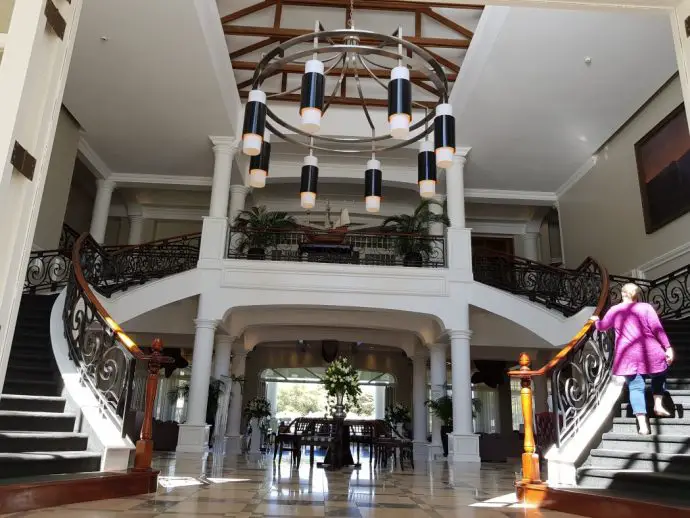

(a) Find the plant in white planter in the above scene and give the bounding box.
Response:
[244,397,271,453]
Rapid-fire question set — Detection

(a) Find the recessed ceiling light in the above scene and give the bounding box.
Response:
[100,36,109,41]
[584,56,592,65]
[578,136,588,142]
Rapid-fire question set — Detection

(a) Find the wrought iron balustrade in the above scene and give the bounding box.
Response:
[226,227,446,268]
[63,233,174,460]
[24,225,80,294]
[472,249,602,317]
[611,266,690,320]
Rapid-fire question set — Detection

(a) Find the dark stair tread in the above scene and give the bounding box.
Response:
[579,469,690,483]
[602,432,690,442]
[613,417,690,424]
[0,395,65,403]
[0,410,75,419]
[557,486,690,509]
[591,449,690,462]
[0,452,100,461]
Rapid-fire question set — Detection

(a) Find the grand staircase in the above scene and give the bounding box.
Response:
[577,318,690,502]
[0,295,101,479]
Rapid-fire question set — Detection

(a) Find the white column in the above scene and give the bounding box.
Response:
[225,347,248,453]
[412,348,429,459]
[213,334,233,380]
[229,184,251,224]
[177,318,217,453]
[521,232,540,262]
[0,0,83,394]
[89,179,116,243]
[449,330,480,464]
[445,150,469,228]
[375,386,386,420]
[429,343,447,458]
[209,137,237,219]
[127,215,144,245]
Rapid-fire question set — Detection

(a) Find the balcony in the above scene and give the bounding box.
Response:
[225,227,446,268]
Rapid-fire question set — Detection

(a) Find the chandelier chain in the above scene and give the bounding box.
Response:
[348,0,354,29]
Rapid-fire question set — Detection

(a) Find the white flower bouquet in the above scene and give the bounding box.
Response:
[244,397,271,419]
[322,356,362,417]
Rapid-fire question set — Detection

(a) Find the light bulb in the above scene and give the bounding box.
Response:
[365,196,381,213]
[301,191,316,209]
[419,180,436,198]
[249,169,267,188]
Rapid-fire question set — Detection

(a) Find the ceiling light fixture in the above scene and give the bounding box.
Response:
[240,0,454,212]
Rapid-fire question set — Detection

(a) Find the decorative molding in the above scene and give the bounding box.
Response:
[449,329,472,340]
[455,147,472,159]
[109,173,212,188]
[78,138,114,179]
[209,136,240,154]
[194,318,218,330]
[464,188,557,205]
[635,241,690,276]
[555,155,599,199]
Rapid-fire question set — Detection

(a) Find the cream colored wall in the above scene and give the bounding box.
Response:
[104,218,202,245]
[559,77,689,276]
[0,0,14,33]
[33,108,80,249]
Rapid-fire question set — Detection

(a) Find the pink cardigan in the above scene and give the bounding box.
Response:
[595,302,671,376]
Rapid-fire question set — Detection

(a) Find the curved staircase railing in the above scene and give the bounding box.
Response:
[24,224,79,293]
[59,232,200,471]
[611,267,690,320]
[471,251,614,491]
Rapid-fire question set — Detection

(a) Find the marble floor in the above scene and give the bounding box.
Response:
[1,453,581,518]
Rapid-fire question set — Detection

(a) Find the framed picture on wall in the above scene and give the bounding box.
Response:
[635,103,690,234]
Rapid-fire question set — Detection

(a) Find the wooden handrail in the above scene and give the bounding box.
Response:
[107,231,202,256]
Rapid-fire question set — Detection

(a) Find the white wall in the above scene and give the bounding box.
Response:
[104,218,203,245]
[33,108,81,249]
[559,76,690,276]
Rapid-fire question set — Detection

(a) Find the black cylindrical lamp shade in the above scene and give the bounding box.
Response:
[364,159,382,213]
[388,66,412,140]
[434,103,455,168]
[300,60,325,134]
[418,141,437,198]
[300,155,319,209]
[242,89,267,156]
[249,140,271,188]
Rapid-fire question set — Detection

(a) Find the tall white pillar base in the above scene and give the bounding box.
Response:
[198,217,228,269]
[413,441,429,460]
[176,424,210,453]
[450,433,480,464]
[428,443,446,461]
[224,435,243,454]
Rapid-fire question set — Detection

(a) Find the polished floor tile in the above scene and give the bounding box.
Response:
[1,452,583,518]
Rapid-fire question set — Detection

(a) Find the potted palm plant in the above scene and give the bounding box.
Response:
[234,206,296,260]
[426,395,482,457]
[381,199,449,267]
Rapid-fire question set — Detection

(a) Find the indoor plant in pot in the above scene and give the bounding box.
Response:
[323,356,362,419]
[381,199,449,267]
[234,206,296,260]
[385,402,411,438]
[244,397,271,453]
[426,395,453,456]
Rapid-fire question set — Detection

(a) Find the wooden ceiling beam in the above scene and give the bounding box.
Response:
[425,48,460,73]
[411,79,438,96]
[281,0,484,12]
[231,60,458,81]
[423,7,474,40]
[239,90,435,108]
[229,38,277,60]
[223,25,469,49]
[221,0,276,24]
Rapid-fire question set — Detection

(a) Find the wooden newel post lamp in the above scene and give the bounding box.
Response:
[134,338,164,471]
[518,352,541,485]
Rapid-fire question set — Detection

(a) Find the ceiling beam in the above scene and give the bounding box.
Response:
[223,25,470,48]
[221,0,276,24]
[425,48,460,73]
[239,90,436,108]
[229,37,277,60]
[281,0,484,12]
[231,60,458,81]
[423,7,474,39]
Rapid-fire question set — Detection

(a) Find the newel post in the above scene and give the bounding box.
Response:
[518,352,541,485]
[134,338,163,471]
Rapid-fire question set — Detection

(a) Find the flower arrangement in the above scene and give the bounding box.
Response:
[322,356,362,417]
[244,397,271,420]
[385,402,411,425]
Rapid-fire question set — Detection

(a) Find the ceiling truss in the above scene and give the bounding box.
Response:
[223,0,482,108]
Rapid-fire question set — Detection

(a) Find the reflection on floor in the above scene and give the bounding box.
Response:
[1,452,581,517]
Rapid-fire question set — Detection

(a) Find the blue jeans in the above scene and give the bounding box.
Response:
[626,373,667,415]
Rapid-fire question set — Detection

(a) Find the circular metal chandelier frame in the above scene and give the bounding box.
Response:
[249,27,452,154]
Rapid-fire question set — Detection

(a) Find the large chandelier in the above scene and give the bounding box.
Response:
[240,5,455,213]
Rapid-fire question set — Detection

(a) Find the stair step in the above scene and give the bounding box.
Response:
[0,452,101,479]
[0,411,75,432]
[3,378,59,396]
[612,417,690,435]
[0,432,88,452]
[5,366,55,382]
[9,351,54,364]
[589,449,690,472]
[0,395,65,413]
[577,469,690,501]
[620,402,688,418]
[601,433,690,455]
